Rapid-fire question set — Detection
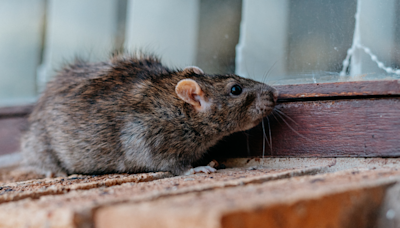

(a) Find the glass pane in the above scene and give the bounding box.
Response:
[236,0,400,85]
[1,0,400,107]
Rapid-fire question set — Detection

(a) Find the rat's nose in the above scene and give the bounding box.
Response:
[271,88,279,103]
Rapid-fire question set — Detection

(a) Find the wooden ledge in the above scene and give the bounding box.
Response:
[0,162,400,228]
[207,80,400,158]
[1,80,400,157]
[209,97,400,158]
[275,80,400,100]
[0,105,33,119]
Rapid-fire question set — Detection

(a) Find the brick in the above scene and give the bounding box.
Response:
[0,166,325,228]
[1,158,400,228]
[0,172,171,204]
[94,169,400,228]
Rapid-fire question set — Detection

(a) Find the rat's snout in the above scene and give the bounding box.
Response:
[271,88,279,103]
[260,85,278,104]
[252,86,277,116]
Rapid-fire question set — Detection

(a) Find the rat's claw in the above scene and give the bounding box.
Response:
[184,166,216,175]
[193,166,216,174]
[46,171,67,178]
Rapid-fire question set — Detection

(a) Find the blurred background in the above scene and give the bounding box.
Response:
[0,0,400,108]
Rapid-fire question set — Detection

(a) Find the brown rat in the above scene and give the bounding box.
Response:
[20,54,278,176]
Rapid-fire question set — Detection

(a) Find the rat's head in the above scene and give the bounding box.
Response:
[175,67,278,134]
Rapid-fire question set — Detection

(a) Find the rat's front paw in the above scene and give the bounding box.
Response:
[184,166,216,175]
[46,170,67,178]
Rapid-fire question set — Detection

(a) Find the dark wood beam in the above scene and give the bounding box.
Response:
[2,80,400,157]
[275,80,400,99]
[209,80,400,159]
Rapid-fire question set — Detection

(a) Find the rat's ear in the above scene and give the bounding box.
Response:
[183,66,204,75]
[175,79,210,112]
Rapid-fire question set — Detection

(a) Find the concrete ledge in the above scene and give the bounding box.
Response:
[0,172,172,204]
[0,166,327,228]
[95,169,399,228]
[0,158,399,227]
[224,157,400,171]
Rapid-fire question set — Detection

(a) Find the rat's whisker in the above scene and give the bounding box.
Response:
[262,60,278,84]
[274,111,313,142]
[261,118,266,158]
[244,59,254,80]
[266,116,273,156]
[261,118,272,158]
[271,111,281,123]
[245,130,251,157]
[275,109,300,126]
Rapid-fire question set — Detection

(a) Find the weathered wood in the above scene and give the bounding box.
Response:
[210,98,400,158]
[275,80,400,99]
[0,105,33,118]
[0,105,31,155]
[3,80,400,157]
[0,117,27,155]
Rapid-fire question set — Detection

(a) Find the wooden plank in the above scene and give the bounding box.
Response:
[210,98,400,158]
[2,81,400,157]
[0,117,27,155]
[0,106,31,155]
[275,80,400,99]
[0,105,33,118]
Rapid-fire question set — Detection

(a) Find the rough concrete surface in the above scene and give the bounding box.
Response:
[0,157,399,227]
[95,169,399,228]
[0,166,326,228]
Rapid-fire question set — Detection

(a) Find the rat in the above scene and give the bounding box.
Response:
[20,54,278,176]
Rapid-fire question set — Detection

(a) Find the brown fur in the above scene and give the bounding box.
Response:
[21,54,277,176]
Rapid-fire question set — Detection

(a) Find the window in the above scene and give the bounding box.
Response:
[0,0,399,107]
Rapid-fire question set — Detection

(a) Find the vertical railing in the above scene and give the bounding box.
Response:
[0,0,45,106]
[37,0,124,91]
[235,0,288,82]
[124,0,200,69]
[0,0,399,107]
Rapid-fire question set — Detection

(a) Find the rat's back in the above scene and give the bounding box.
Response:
[21,56,168,176]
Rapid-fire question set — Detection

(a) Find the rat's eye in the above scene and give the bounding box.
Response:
[230,85,242,96]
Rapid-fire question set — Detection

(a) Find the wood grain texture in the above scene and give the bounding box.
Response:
[275,80,400,99]
[0,105,33,118]
[0,117,27,155]
[2,80,400,157]
[209,98,400,158]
